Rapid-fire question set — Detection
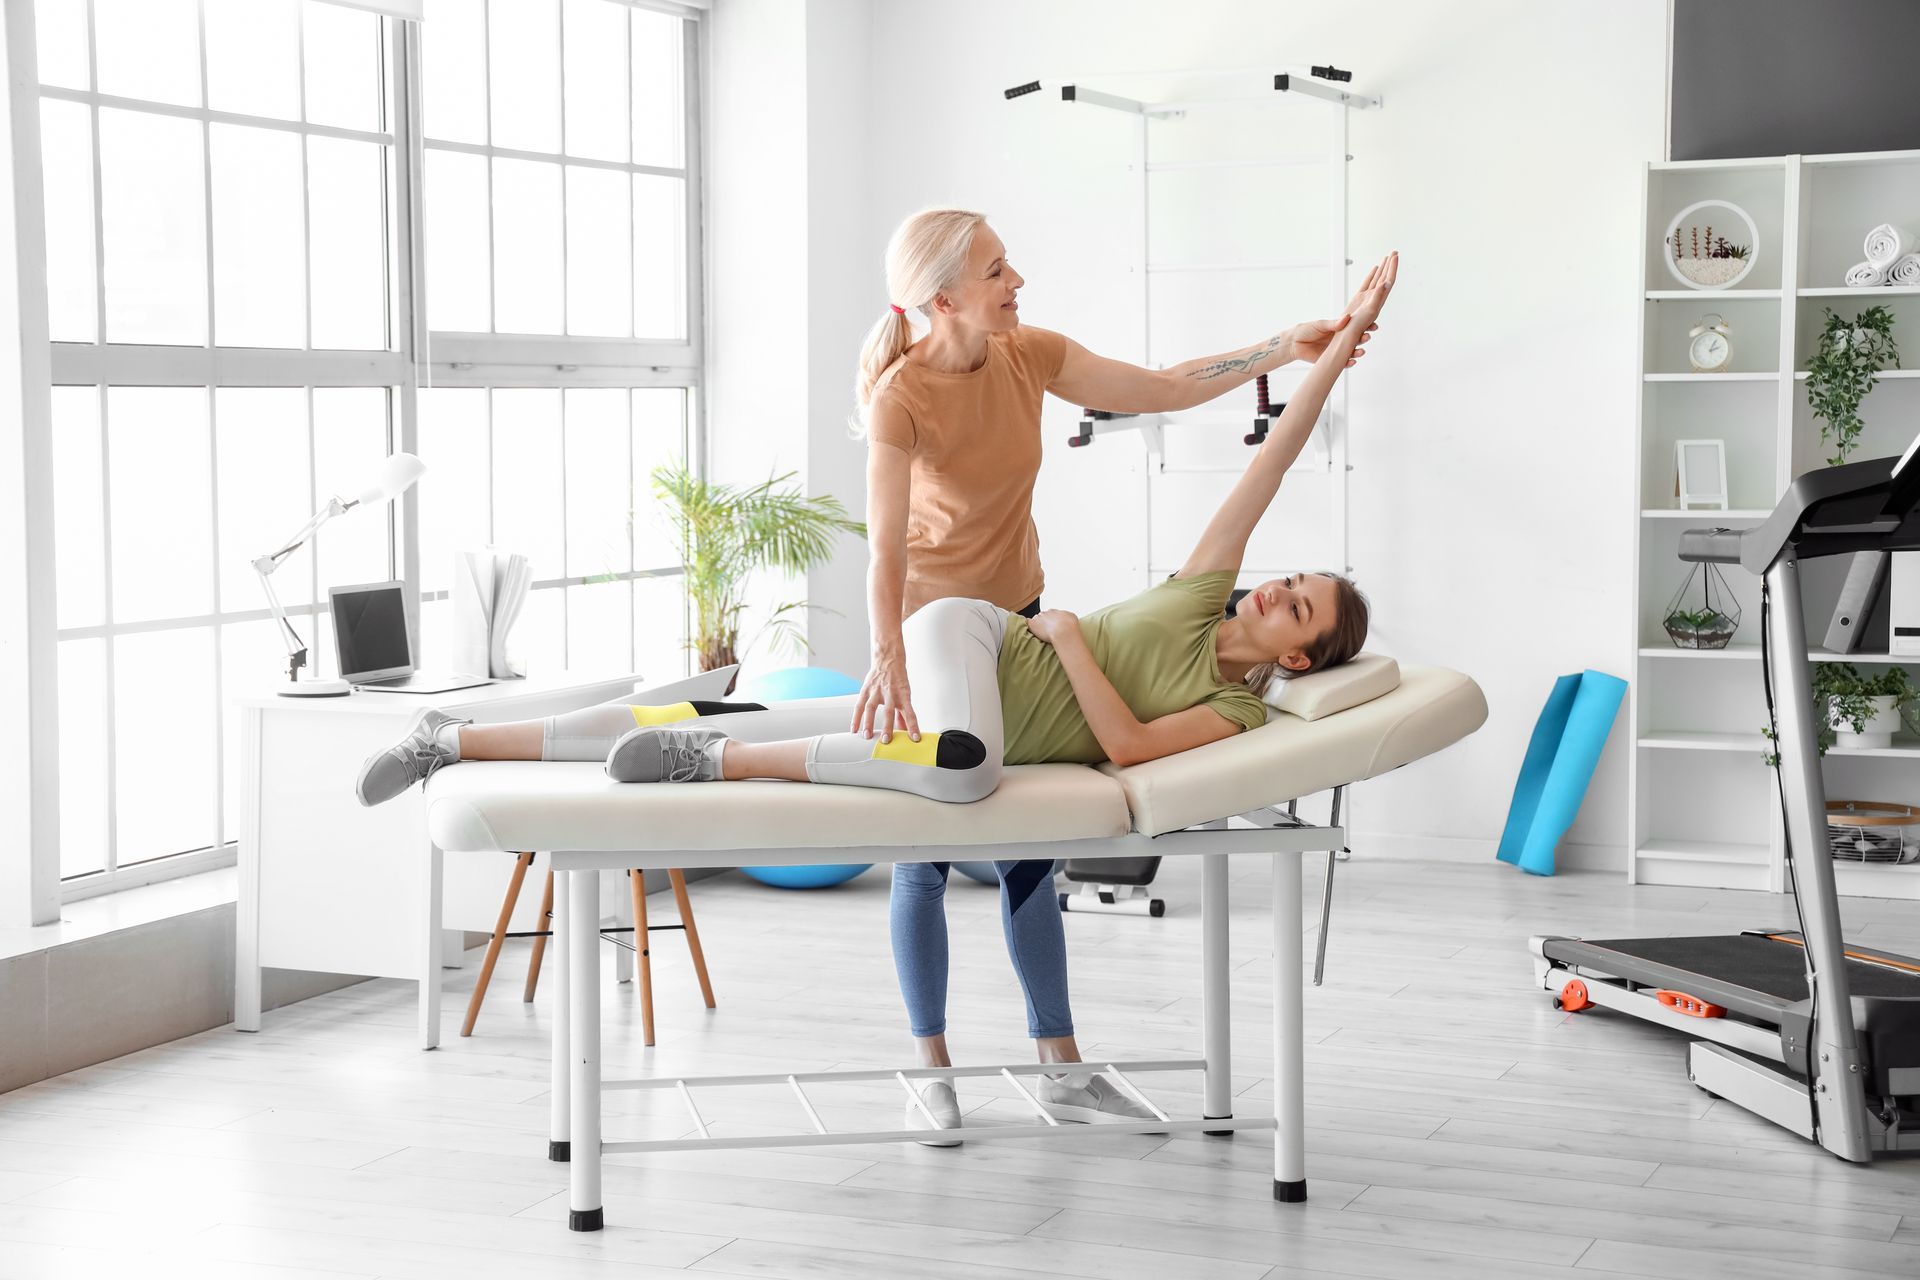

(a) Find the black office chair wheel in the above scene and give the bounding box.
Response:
[1149,899,1165,918]
[1058,892,1070,910]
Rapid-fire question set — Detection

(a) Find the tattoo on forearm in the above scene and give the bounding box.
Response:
[1187,333,1286,382]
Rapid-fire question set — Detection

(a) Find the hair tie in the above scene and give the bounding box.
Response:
[889,304,905,315]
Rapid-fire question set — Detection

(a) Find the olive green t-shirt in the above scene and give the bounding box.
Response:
[997,570,1270,765]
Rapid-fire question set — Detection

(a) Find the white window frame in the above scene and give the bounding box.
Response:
[1,1,705,919]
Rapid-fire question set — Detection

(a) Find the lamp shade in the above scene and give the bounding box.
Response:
[355,453,426,506]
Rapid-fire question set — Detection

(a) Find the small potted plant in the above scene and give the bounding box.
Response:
[1814,663,1917,751]
[1662,562,1742,649]
[1805,305,1901,466]
[648,461,866,682]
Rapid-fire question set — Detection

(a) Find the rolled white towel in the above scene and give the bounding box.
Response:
[1846,260,1890,287]
[1890,253,1920,286]
[1865,223,1914,268]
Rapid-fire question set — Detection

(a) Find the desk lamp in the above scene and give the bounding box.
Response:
[252,452,426,697]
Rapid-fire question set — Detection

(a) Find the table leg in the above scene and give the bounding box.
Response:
[550,868,571,1162]
[418,842,444,1050]
[1201,853,1232,1133]
[1272,851,1306,1202]
[235,706,264,1033]
[568,866,604,1231]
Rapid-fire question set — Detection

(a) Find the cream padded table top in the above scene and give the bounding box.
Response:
[426,662,1486,854]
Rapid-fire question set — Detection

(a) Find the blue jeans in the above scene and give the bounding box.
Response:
[890,859,1074,1039]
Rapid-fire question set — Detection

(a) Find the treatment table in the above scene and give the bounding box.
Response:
[424,657,1486,1230]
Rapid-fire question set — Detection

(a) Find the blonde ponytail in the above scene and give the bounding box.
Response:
[851,207,987,436]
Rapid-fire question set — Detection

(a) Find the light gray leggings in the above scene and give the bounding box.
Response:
[540,597,1009,804]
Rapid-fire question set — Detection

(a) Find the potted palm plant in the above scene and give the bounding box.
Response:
[648,460,866,681]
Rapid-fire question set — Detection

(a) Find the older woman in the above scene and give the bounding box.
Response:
[846,209,1377,1141]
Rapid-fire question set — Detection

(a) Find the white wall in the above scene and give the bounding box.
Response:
[722,0,1669,860]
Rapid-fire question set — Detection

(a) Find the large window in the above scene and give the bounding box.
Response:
[19,0,700,899]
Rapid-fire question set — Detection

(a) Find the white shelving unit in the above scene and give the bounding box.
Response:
[1630,149,1920,900]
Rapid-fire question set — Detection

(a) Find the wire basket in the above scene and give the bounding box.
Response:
[1826,800,1920,864]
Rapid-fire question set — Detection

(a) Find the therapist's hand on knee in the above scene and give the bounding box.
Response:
[853,651,921,743]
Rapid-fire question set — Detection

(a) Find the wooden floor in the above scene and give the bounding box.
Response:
[4,852,1919,1279]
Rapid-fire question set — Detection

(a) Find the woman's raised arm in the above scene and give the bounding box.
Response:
[1046,313,1376,415]
[1175,253,1398,580]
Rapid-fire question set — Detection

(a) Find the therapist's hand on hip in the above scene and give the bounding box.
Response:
[853,646,920,743]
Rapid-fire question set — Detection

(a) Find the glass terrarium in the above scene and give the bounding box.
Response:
[1662,562,1742,649]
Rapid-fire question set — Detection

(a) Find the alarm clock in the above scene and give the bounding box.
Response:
[1688,313,1731,373]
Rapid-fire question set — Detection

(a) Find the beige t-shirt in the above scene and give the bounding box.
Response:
[869,325,1068,616]
[996,570,1270,765]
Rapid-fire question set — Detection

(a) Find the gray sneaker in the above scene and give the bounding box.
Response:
[356,708,467,807]
[606,725,730,783]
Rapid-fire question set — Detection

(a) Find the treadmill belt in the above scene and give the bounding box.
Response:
[1581,935,1920,1001]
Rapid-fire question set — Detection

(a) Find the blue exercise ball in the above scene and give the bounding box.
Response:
[733,665,861,702]
[737,667,871,889]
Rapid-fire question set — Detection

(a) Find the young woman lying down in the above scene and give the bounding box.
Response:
[355,253,1394,813]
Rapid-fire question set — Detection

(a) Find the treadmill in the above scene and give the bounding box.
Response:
[1532,433,1920,1161]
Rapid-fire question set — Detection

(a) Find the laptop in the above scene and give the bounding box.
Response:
[329,580,496,694]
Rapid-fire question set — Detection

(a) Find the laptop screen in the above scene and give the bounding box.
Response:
[332,583,411,679]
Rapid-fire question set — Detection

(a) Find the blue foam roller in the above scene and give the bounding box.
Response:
[1498,670,1628,877]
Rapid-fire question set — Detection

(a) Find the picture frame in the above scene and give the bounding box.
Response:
[1675,438,1729,511]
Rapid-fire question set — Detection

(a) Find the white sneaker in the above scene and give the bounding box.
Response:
[1035,1071,1163,1130]
[903,1078,963,1147]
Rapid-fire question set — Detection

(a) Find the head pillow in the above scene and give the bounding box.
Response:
[1262,652,1400,722]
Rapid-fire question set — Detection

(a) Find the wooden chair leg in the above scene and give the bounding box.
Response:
[631,869,656,1046]
[668,869,716,1009]
[524,867,554,1004]
[462,852,533,1038]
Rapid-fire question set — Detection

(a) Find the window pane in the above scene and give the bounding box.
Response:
[424,149,490,331]
[58,639,108,879]
[488,0,560,154]
[95,0,201,107]
[634,572,685,685]
[314,388,393,591]
[52,387,105,630]
[567,579,629,674]
[418,595,449,668]
[109,387,212,622]
[632,387,683,569]
[416,387,490,594]
[515,584,564,676]
[304,0,383,133]
[630,9,682,169]
[216,388,311,616]
[115,627,217,865]
[422,0,487,144]
[220,618,284,837]
[633,174,684,340]
[493,158,562,334]
[309,136,389,350]
[490,388,563,581]
[562,0,625,162]
[40,100,96,344]
[211,124,307,349]
[205,0,302,122]
[563,388,628,578]
[100,109,207,346]
[566,166,630,337]
[35,0,89,90]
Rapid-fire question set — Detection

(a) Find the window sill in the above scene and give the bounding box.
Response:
[0,865,237,963]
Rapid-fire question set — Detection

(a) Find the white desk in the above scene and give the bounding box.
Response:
[234,670,641,1046]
